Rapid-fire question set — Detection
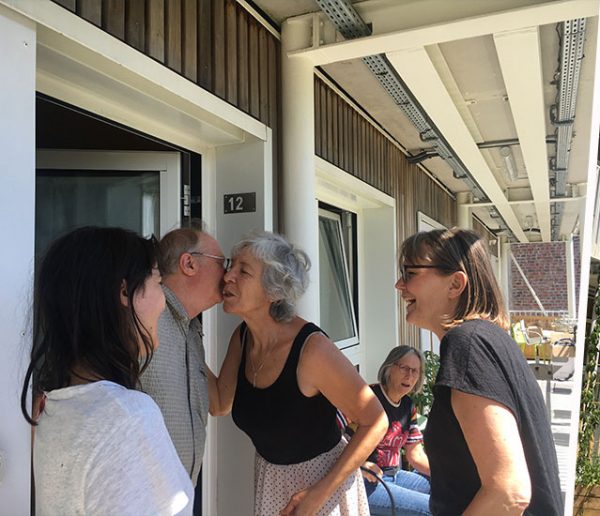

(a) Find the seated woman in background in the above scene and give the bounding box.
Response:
[210,230,387,516]
[360,346,431,516]
[21,226,193,516]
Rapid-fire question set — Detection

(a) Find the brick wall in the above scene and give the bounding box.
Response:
[510,242,569,312]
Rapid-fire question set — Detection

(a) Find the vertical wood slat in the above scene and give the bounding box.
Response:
[125,0,145,52]
[331,93,338,166]
[326,88,334,163]
[314,80,321,157]
[258,28,269,123]
[344,103,351,173]
[147,0,165,62]
[166,0,182,73]
[352,110,359,176]
[237,8,249,112]
[321,82,328,161]
[198,0,212,91]
[79,0,102,26]
[267,35,277,129]
[225,0,238,104]
[213,0,226,98]
[338,98,346,170]
[248,19,260,118]
[55,0,76,12]
[183,0,197,81]
[103,0,125,40]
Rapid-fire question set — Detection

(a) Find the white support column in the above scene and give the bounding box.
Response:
[500,236,512,313]
[565,236,577,319]
[0,6,35,514]
[281,18,320,323]
[456,192,473,229]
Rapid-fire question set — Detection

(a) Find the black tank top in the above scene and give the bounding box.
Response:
[231,322,341,465]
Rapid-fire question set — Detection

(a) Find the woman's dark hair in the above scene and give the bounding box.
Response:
[21,226,158,425]
[400,227,509,331]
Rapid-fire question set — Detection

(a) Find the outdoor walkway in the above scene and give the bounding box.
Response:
[536,371,575,499]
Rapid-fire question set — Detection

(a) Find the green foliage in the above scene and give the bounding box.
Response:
[577,287,600,487]
[413,350,440,416]
[577,455,600,487]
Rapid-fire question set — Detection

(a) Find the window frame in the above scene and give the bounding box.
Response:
[318,207,359,350]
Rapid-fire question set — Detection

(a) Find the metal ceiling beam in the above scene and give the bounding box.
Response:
[494,27,552,242]
[386,46,529,242]
[288,0,599,65]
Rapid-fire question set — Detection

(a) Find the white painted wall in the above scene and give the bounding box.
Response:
[206,134,273,516]
[315,158,398,383]
[0,6,35,513]
[359,206,399,383]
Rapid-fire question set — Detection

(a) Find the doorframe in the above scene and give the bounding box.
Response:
[36,150,181,237]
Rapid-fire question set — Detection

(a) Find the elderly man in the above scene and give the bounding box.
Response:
[140,226,228,488]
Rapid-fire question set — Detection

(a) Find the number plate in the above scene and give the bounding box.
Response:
[224,193,256,214]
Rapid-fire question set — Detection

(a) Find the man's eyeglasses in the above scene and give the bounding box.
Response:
[393,363,420,377]
[189,252,231,271]
[399,263,441,283]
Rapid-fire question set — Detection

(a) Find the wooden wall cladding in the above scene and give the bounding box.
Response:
[315,76,456,347]
[315,76,455,237]
[473,217,499,257]
[51,0,279,129]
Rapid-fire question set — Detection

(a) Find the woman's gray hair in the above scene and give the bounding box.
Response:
[377,345,425,394]
[231,231,310,322]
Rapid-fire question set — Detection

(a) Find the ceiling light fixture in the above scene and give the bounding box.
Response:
[499,146,518,182]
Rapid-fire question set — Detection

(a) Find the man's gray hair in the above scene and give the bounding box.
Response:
[232,231,310,322]
[158,220,208,275]
[377,345,425,393]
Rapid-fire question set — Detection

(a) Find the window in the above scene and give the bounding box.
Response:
[318,207,358,349]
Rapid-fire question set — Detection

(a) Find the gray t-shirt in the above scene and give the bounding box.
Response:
[35,380,193,516]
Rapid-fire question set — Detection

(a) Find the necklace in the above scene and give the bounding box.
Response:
[249,342,273,388]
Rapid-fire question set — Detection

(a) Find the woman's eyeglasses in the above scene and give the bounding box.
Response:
[393,363,420,377]
[399,263,441,283]
[189,252,231,271]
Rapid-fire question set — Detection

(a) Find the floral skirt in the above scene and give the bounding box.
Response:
[253,439,370,516]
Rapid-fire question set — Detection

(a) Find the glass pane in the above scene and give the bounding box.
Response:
[319,215,356,343]
[35,170,159,259]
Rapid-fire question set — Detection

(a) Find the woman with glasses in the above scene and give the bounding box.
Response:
[355,346,431,515]
[396,228,562,515]
[21,227,193,515]
[211,230,387,516]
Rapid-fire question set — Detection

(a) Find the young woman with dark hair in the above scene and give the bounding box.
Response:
[21,226,193,516]
[397,227,562,515]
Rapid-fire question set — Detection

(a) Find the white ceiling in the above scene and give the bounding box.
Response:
[252,0,599,242]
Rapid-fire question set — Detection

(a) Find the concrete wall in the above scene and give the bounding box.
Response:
[0,6,35,513]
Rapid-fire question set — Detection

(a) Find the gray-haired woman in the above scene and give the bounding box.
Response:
[360,346,431,516]
[210,231,386,516]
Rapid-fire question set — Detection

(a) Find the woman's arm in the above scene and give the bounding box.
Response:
[451,389,531,515]
[280,334,387,515]
[207,326,243,416]
[404,442,430,476]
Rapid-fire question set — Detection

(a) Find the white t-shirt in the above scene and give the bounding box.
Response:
[35,380,194,516]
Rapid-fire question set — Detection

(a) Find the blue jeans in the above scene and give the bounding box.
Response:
[364,469,431,515]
